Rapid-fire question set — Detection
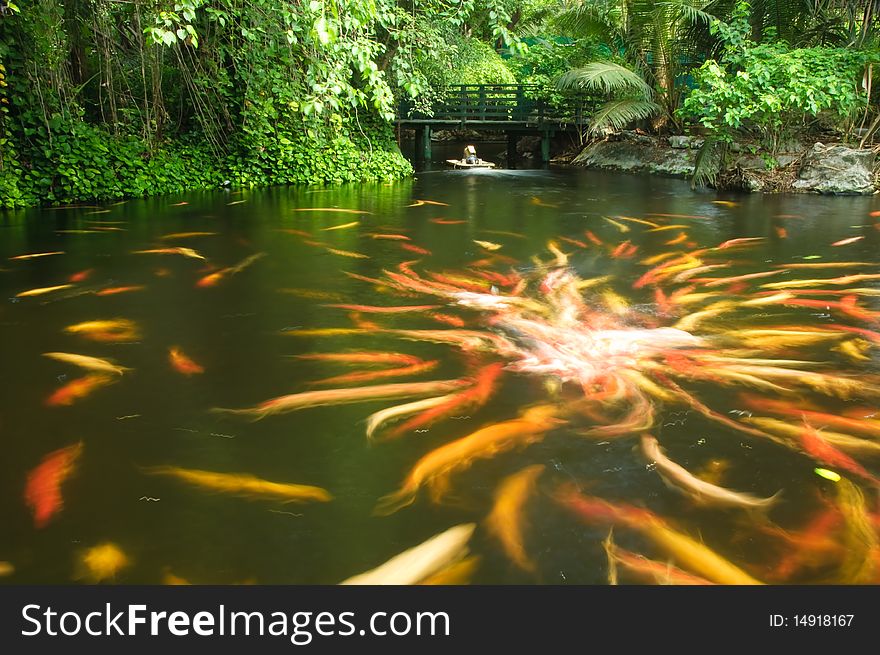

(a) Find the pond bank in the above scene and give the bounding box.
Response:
[566,131,878,195]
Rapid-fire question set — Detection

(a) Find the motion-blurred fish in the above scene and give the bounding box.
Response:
[46,374,116,406]
[799,421,880,485]
[24,442,83,528]
[603,217,629,232]
[293,208,370,214]
[408,200,449,207]
[132,247,205,260]
[530,197,559,209]
[340,523,475,585]
[214,378,469,420]
[716,237,764,249]
[324,304,440,313]
[9,251,64,260]
[375,405,562,514]
[95,285,145,296]
[196,252,265,287]
[473,240,502,251]
[78,543,130,582]
[321,221,360,231]
[68,269,94,283]
[64,319,140,342]
[831,236,865,246]
[325,247,369,259]
[15,284,74,298]
[430,218,466,224]
[43,352,129,376]
[159,232,217,240]
[419,555,481,585]
[145,466,332,503]
[486,464,544,572]
[169,347,204,376]
[640,435,779,509]
[557,487,763,584]
[400,243,432,256]
[370,233,411,241]
[604,533,714,585]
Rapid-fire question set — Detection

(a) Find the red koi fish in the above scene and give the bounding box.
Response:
[558,236,588,249]
[24,442,83,528]
[69,269,94,283]
[169,347,204,376]
[96,285,145,296]
[799,420,880,486]
[584,231,603,246]
[400,243,432,256]
[427,312,465,327]
[716,237,764,250]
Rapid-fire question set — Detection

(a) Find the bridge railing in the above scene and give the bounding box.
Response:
[398,84,587,127]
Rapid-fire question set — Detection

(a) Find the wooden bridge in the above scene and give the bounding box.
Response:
[397,84,588,165]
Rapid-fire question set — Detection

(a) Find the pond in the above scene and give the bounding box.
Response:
[2,168,879,585]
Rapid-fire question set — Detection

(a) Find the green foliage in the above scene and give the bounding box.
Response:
[682,43,872,152]
[449,38,517,85]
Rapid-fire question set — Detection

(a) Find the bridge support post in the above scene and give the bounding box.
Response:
[415,125,432,164]
[540,131,551,165]
[507,132,518,169]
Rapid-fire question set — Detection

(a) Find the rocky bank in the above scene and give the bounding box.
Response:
[568,131,877,195]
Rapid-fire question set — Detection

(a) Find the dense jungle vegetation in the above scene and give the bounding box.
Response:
[1,1,879,207]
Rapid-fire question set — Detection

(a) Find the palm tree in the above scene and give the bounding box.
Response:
[553,0,716,135]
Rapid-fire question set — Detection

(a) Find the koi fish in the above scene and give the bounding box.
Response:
[144,466,332,503]
[486,464,544,572]
[699,270,784,287]
[743,417,880,458]
[430,219,466,225]
[603,217,629,233]
[603,533,715,585]
[312,360,438,387]
[340,523,475,585]
[665,232,688,246]
[169,347,204,376]
[15,284,74,298]
[375,405,563,514]
[365,394,458,441]
[9,251,65,260]
[715,237,764,249]
[43,352,129,376]
[419,555,481,585]
[777,262,874,269]
[78,543,130,583]
[213,378,469,420]
[473,240,502,251]
[647,225,690,232]
[370,234,411,241]
[325,247,369,259]
[68,269,94,283]
[408,200,450,207]
[324,304,440,314]
[556,487,763,584]
[615,216,660,228]
[132,247,205,260]
[64,319,140,342]
[427,312,466,327]
[293,208,370,214]
[0,562,14,577]
[46,374,116,406]
[799,421,880,486]
[711,200,739,207]
[558,236,588,249]
[584,230,603,246]
[24,442,83,528]
[321,221,360,231]
[761,274,880,289]
[831,236,865,247]
[196,252,265,287]
[159,232,218,240]
[834,480,878,583]
[640,435,779,509]
[95,285,145,296]
[774,226,788,239]
[400,243,432,256]
[530,197,559,209]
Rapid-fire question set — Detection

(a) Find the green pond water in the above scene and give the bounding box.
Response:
[1,166,879,585]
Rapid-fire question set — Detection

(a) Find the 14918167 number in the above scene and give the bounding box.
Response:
[794,615,854,627]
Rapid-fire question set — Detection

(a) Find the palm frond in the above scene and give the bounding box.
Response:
[589,97,662,134]
[558,61,654,98]
[691,137,728,189]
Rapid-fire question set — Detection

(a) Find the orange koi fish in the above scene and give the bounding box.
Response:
[95,285,145,296]
[775,226,788,239]
[375,405,563,514]
[604,534,715,585]
[666,232,688,246]
[196,253,265,287]
[400,243,432,256]
[427,312,465,327]
[68,269,94,283]
[46,374,116,407]
[430,218,466,225]
[144,466,332,503]
[324,304,440,314]
[24,442,83,528]
[64,319,140,342]
[486,464,544,572]
[716,237,764,249]
[312,360,438,387]
[799,421,880,486]
[584,230,603,246]
[556,487,763,584]
[558,236,588,248]
[169,347,204,376]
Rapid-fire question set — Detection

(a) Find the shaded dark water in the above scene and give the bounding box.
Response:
[2,168,879,585]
